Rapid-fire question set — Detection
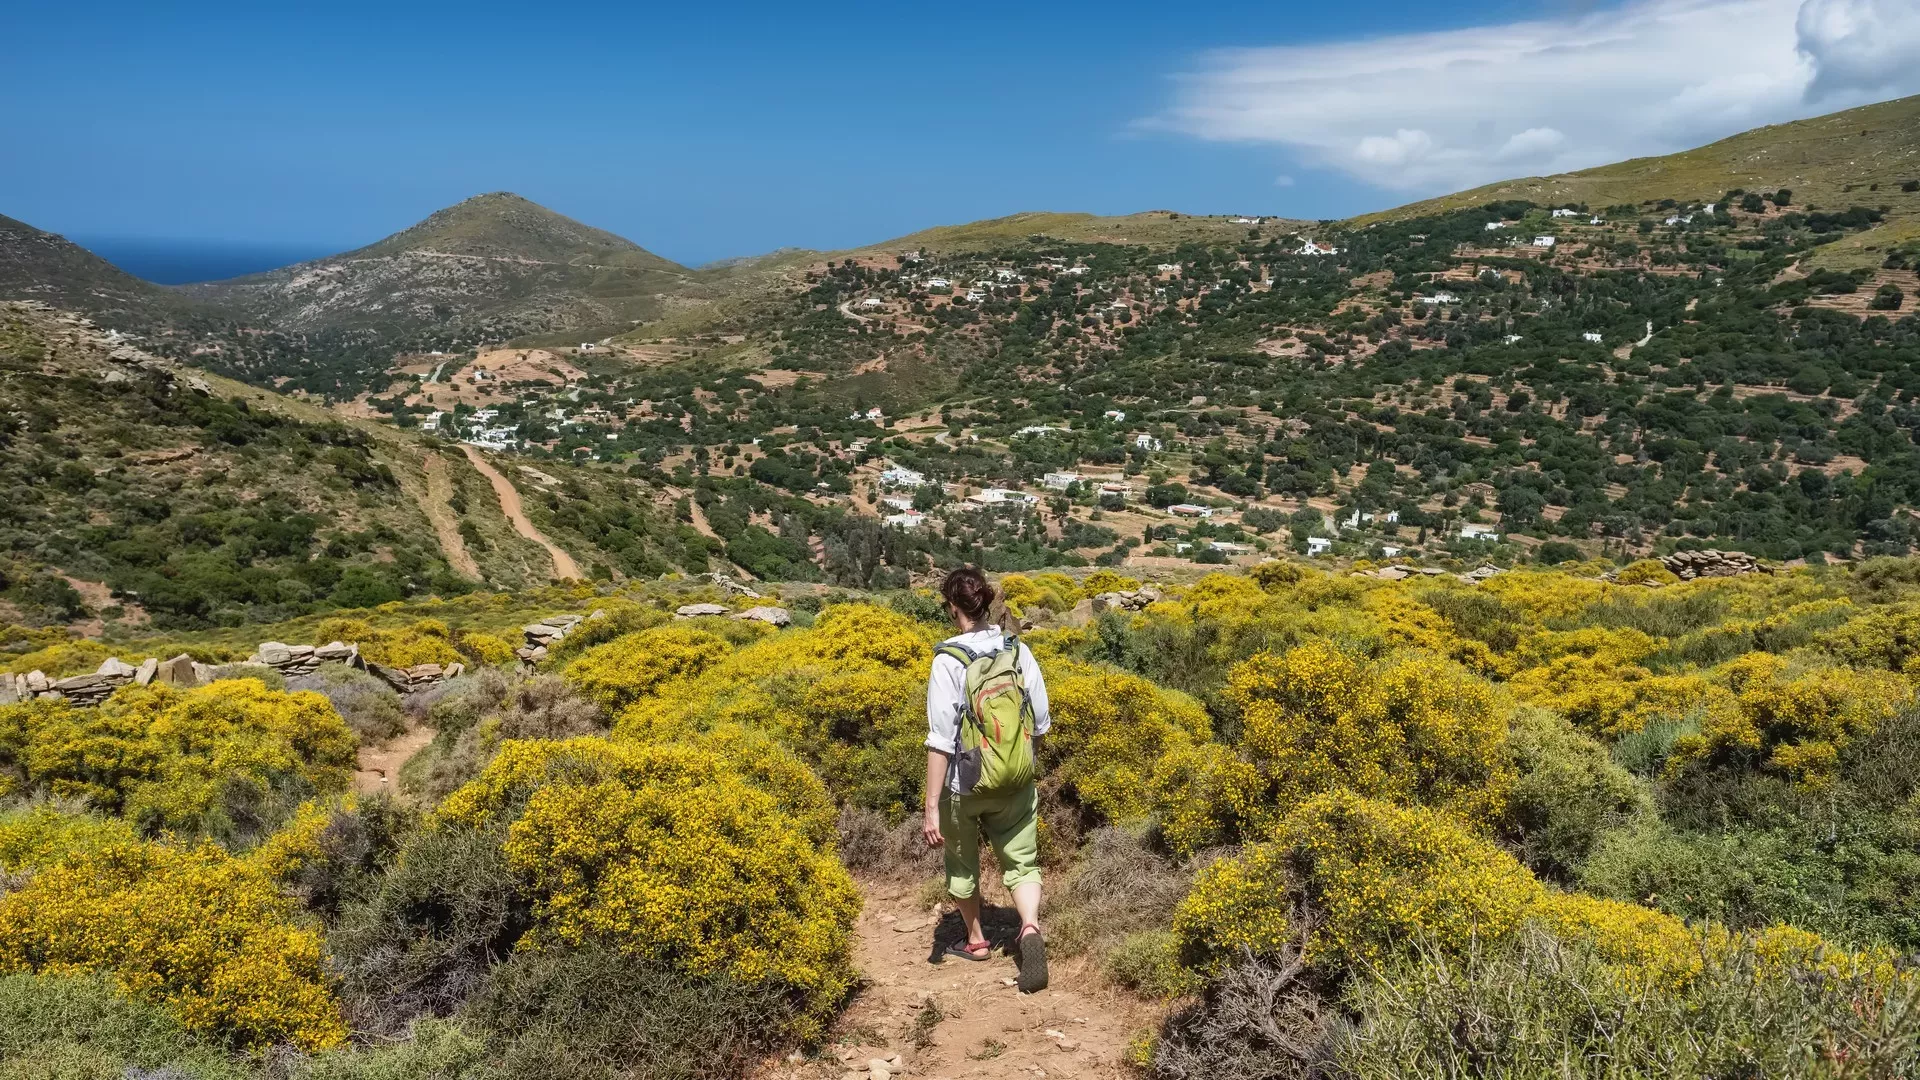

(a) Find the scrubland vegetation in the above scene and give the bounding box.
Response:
[0,557,1918,1077]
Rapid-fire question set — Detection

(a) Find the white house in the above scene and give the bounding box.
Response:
[1484,221,1506,232]
[885,510,926,529]
[924,277,952,290]
[969,488,1037,508]
[1459,523,1501,542]
[1043,471,1082,491]
[1135,433,1164,452]
[1097,481,1133,501]
[1550,208,1578,218]
[865,407,885,422]
[964,289,988,302]
[994,269,1025,282]
[1230,216,1259,224]
[1664,214,1693,226]
[879,465,928,488]
[1103,409,1127,422]
[1532,236,1557,248]
[859,297,885,308]
[578,342,597,352]
[1380,544,1404,557]
[1307,536,1334,556]
[1419,291,1460,305]
[1156,263,1182,273]
[1168,503,1214,519]
[1016,424,1057,437]
[1209,540,1254,555]
[1502,334,1525,344]
[1061,265,1091,276]
[880,496,915,511]
[1298,240,1340,256]
[1583,331,1604,343]
[1589,216,1605,226]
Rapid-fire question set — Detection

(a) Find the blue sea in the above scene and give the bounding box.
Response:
[71,236,335,285]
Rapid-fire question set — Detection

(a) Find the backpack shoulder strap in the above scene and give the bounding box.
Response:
[936,641,983,666]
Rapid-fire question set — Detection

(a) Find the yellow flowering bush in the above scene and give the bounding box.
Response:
[437,735,857,1037]
[1083,569,1142,594]
[1508,654,1730,737]
[1819,603,1920,670]
[1175,793,1702,980]
[1672,657,1912,787]
[1477,570,1609,623]
[312,617,462,668]
[453,629,516,667]
[1229,641,1514,831]
[562,625,734,712]
[0,839,345,1050]
[1360,588,1505,675]
[1616,560,1681,587]
[617,604,934,810]
[1149,740,1262,855]
[0,806,138,871]
[0,680,355,835]
[1042,660,1211,823]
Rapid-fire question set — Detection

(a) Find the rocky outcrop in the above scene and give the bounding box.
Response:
[1658,549,1769,580]
[703,573,762,599]
[514,610,606,665]
[733,605,792,627]
[675,603,730,619]
[246,641,360,680]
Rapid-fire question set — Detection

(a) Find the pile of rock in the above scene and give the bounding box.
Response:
[1091,587,1164,613]
[368,661,465,693]
[3,656,156,706]
[1460,565,1506,583]
[247,641,360,679]
[515,610,606,665]
[675,603,730,619]
[1659,549,1768,580]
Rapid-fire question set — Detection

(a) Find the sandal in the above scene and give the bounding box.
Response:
[1016,924,1048,993]
[943,938,993,962]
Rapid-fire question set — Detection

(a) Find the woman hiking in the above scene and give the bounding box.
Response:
[922,565,1051,993]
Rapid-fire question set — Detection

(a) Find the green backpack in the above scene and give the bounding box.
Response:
[937,635,1038,797]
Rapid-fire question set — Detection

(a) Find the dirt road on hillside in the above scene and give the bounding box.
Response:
[762,882,1154,1080]
[422,452,481,579]
[460,444,582,581]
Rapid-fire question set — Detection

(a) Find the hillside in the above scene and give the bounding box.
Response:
[183,193,694,340]
[0,300,689,634]
[1355,94,1920,269]
[854,208,1310,256]
[0,213,196,327]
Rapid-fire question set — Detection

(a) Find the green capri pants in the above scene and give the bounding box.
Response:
[939,782,1042,898]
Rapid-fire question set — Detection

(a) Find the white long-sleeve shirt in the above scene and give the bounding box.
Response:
[926,629,1051,793]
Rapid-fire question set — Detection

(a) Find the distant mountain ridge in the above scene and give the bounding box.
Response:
[0,213,196,325]
[179,192,692,337]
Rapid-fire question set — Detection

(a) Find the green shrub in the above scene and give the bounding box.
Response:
[289,664,407,744]
[1504,708,1650,880]
[0,972,244,1080]
[561,625,733,713]
[461,943,801,1080]
[329,820,528,1034]
[1106,930,1202,999]
[1334,927,1920,1079]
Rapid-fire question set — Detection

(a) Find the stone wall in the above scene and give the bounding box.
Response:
[1658,549,1769,580]
[3,635,470,707]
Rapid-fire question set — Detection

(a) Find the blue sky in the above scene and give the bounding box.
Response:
[3,0,1916,267]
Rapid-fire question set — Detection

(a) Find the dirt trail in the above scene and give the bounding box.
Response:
[460,444,582,581]
[422,452,481,580]
[766,882,1154,1080]
[354,725,435,795]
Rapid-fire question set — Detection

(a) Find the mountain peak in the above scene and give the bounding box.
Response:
[352,194,684,272]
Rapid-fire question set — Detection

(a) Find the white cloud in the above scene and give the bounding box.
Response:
[1147,0,1920,193]
[1273,174,1296,187]
[1798,0,1920,100]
